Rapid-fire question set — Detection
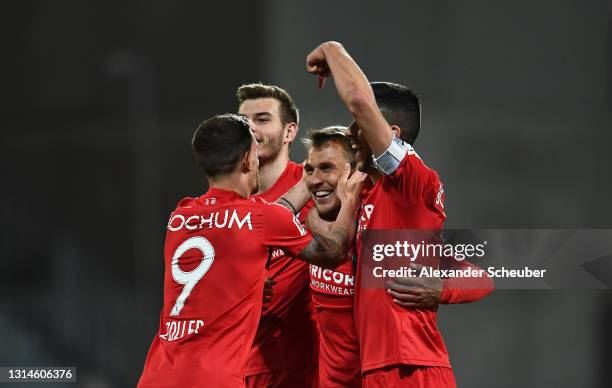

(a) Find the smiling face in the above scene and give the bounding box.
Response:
[304,141,350,221]
[238,97,287,163]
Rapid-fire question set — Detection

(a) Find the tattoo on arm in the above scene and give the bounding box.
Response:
[298,228,349,266]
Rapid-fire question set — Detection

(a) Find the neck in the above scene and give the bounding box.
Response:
[321,210,339,222]
[208,175,251,198]
[360,157,381,184]
[257,148,290,194]
[368,166,382,184]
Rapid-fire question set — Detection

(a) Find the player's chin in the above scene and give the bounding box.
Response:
[256,147,273,163]
[315,195,339,215]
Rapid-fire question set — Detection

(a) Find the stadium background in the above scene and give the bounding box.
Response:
[2,1,611,386]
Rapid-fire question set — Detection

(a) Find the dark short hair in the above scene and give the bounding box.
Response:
[192,114,253,178]
[302,125,356,166]
[371,81,421,145]
[237,83,299,125]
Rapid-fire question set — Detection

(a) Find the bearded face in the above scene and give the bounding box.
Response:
[239,98,288,164]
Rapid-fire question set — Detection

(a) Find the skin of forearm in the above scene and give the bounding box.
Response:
[299,198,357,267]
[331,197,357,247]
[320,42,392,156]
[277,180,310,215]
[320,42,375,114]
[317,197,358,264]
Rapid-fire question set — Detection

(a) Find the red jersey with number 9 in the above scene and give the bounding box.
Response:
[138,188,312,388]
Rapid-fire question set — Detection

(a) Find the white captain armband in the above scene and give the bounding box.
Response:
[372,137,411,175]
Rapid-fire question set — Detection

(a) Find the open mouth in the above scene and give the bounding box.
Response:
[314,190,333,200]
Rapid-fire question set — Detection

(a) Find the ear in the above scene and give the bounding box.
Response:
[284,122,298,144]
[239,150,252,173]
[390,124,402,140]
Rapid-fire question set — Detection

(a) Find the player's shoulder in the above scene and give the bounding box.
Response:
[173,196,199,212]
[397,144,440,179]
[251,196,293,214]
[273,160,303,188]
[378,144,442,202]
[172,194,254,214]
[286,160,305,178]
[254,161,303,201]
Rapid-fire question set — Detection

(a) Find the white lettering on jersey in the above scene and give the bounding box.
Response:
[159,319,205,341]
[310,264,355,287]
[309,264,355,296]
[270,248,284,259]
[293,215,307,236]
[167,210,253,232]
[364,204,374,220]
[435,183,445,209]
[228,210,252,229]
[358,204,375,234]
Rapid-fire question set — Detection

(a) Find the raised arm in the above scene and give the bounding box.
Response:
[306,41,393,156]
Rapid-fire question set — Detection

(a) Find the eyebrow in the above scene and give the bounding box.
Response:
[318,162,336,169]
[253,112,272,117]
[304,161,336,170]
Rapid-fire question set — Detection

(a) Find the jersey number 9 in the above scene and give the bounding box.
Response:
[170,236,215,316]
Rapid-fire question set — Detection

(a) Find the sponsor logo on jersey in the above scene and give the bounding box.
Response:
[358,204,374,234]
[309,264,354,296]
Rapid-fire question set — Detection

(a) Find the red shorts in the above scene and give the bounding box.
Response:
[362,365,456,388]
[245,363,318,388]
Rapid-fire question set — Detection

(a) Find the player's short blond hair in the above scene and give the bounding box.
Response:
[302,126,356,167]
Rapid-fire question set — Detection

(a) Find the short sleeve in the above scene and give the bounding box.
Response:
[441,259,494,304]
[260,202,313,257]
[387,147,445,215]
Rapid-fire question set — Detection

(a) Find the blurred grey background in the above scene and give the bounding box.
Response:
[1,0,611,387]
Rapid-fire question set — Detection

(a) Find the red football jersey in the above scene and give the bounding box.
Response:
[355,148,450,373]
[310,257,361,387]
[138,188,312,388]
[245,161,319,376]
